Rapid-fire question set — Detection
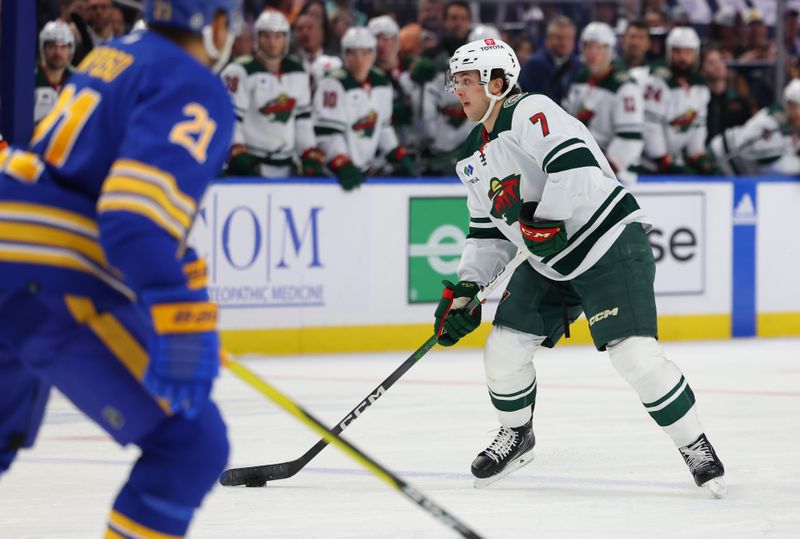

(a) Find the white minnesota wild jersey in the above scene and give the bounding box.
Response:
[34,65,71,124]
[455,93,651,283]
[220,55,315,165]
[562,65,644,181]
[418,71,477,154]
[642,66,710,166]
[313,67,398,170]
[709,104,800,176]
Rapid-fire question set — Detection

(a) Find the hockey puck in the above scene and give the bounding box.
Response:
[245,479,268,487]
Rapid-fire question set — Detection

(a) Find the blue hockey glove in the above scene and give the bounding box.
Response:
[434,280,482,347]
[141,286,220,418]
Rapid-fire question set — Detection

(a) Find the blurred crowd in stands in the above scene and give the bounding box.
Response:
[23,0,800,187]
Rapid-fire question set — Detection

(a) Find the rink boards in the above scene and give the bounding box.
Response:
[186,176,800,354]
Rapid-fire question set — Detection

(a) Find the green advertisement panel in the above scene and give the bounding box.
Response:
[408,196,469,303]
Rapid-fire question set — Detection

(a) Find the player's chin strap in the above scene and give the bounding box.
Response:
[202,26,235,74]
[478,84,513,124]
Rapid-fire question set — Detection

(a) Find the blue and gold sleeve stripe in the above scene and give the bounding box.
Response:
[106,510,183,539]
[98,159,197,240]
[0,201,133,299]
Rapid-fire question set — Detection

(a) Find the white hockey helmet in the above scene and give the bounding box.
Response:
[39,20,75,63]
[342,27,377,51]
[447,38,520,123]
[666,26,700,63]
[784,79,800,104]
[255,10,290,58]
[581,22,616,49]
[468,24,501,42]
[367,15,399,38]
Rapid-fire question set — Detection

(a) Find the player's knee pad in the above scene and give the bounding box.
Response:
[484,325,544,382]
[132,400,229,509]
[606,336,667,384]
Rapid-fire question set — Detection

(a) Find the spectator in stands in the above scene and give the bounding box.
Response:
[563,22,644,184]
[417,0,445,32]
[221,11,324,178]
[35,21,74,124]
[739,10,776,64]
[709,79,800,176]
[325,0,367,27]
[642,26,715,175]
[87,0,113,47]
[618,19,654,86]
[398,23,424,59]
[57,0,92,65]
[708,7,743,60]
[314,28,416,189]
[294,12,342,90]
[643,8,669,59]
[329,8,356,54]
[109,6,125,37]
[701,45,756,142]
[232,18,253,57]
[786,7,800,58]
[518,16,580,105]
[514,37,534,65]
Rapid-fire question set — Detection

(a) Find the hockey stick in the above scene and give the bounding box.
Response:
[220,248,530,487]
[222,353,485,539]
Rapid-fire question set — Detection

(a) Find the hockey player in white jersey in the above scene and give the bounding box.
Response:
[709,78,800,176]
[220,10,324,177]
[642,27,715,174]
[435,38,725,495]
[563,22,644,184]
[314,27,416,190]
[35,21,74,124]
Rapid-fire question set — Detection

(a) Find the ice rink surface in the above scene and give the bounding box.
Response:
[1,338,799,538]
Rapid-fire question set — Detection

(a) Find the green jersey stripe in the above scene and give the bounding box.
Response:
[470,217,492,223]
[616,132,643,140]
[489,384,538,412]
[542,137,584,170]
[467,227,507,240]
[644,376,685,408]
[489,379,536,400]
[314,126,344,135]
[541,186,623,264]
[546,147,600,174]
[647,385,696,426]
[550,193,640,275]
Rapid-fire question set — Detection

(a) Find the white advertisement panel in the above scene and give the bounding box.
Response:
[757,183,800,312]
[631,184,732,315]
[191,181,732,331]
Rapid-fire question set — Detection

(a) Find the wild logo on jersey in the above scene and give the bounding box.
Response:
[576,108,595,125]
[439,104,467,127]
[488,173,521,224]
[259,94,297,123]
[352,110,378,138]
[669,109,698,132]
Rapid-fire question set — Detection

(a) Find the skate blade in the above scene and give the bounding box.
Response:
[473,450,535,489]
[703,477,727,499]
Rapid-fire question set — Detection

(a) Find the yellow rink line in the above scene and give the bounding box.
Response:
[216,313,800,356]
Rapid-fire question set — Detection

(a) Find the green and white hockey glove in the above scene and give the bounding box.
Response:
[434,280,482,347]
[329,155,366,191]
[227,145,260,176]
[388,146,417,177]
[519,201,567,258]
[301,148,326,176]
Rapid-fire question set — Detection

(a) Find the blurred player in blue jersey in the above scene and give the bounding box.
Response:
[0,0,240,536]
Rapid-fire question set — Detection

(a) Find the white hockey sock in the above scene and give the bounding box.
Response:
[607,337,704,447]
[484,326,545,428]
